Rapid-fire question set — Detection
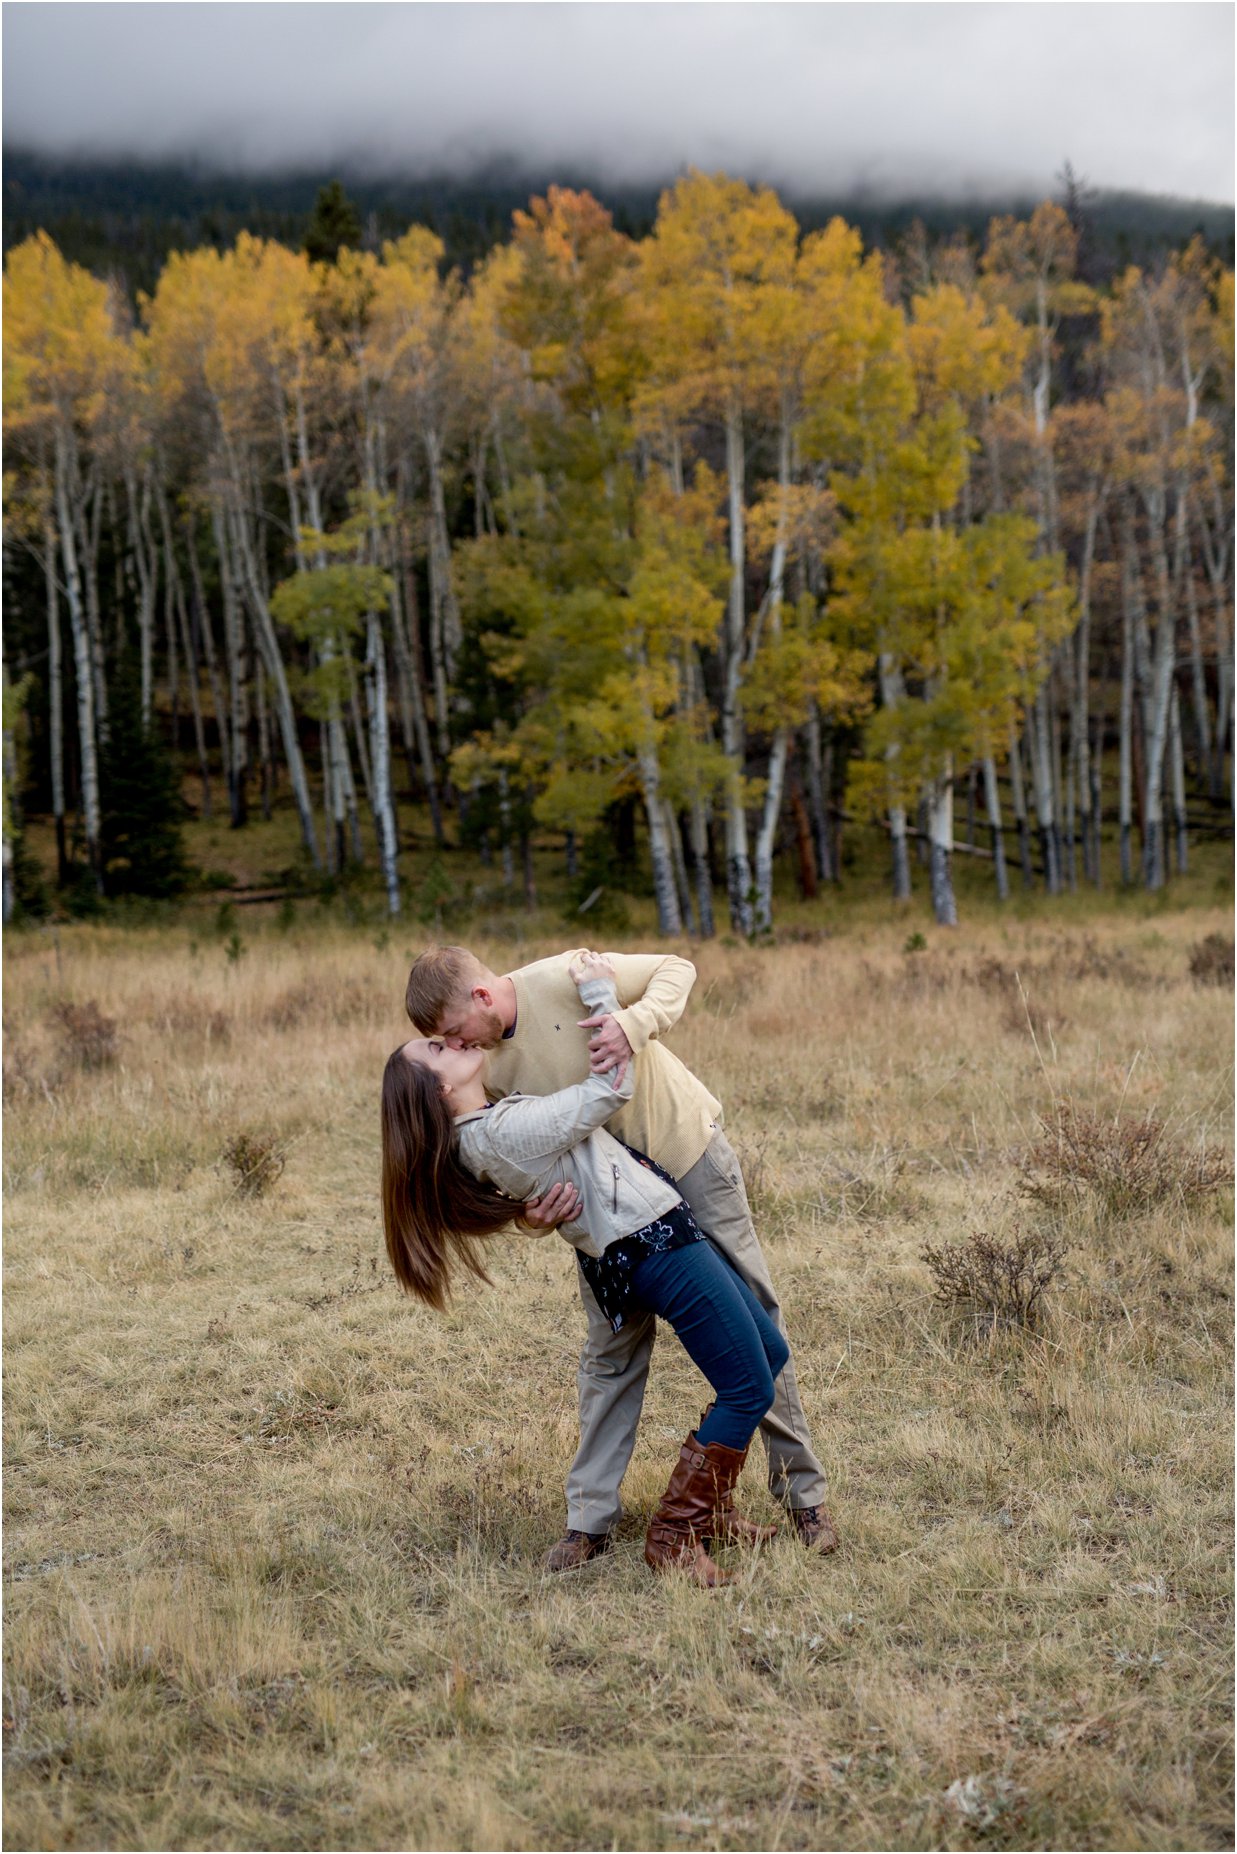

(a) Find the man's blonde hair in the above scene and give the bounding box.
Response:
[405,945,486,1032]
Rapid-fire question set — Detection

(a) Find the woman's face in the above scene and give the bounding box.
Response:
[402,1036,486,1096]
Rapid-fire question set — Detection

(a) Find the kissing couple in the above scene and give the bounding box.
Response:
[381,942,836,1587]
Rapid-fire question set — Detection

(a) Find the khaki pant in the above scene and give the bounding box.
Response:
[565,1127,828,1533]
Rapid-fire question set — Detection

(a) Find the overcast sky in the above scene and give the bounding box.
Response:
[4,2,1233,204]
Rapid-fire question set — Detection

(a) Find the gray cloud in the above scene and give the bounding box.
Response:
[4,1,1233,202]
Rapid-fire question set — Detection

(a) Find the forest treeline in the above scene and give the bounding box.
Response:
[6,148,1234,299]
[2,172,1233,930]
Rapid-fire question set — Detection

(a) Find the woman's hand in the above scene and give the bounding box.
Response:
[570,951,630,1088]
[568,949,614,985]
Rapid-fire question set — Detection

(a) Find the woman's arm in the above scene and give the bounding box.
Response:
[480,1063,635,1176]
[467,958,633,1179]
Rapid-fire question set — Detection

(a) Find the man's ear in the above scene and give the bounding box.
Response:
[472,985,493,1007]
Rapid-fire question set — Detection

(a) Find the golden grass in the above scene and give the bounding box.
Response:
[3,906,1233,1851]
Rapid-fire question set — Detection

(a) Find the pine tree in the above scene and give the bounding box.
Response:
[97,661,188,898]
[304,181,362,266]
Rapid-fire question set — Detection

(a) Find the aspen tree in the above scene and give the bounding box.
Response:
[142,242,322,864]
[3,234,115,885]
[982,206,1093,892]
[640,172,798,932]
[371,229,469,770]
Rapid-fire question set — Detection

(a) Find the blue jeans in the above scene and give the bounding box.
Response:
[629,1238,791,1451]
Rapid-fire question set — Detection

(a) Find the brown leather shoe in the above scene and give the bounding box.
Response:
[543,1528,612,1572]
[697,1406,777,1547]
[644,1432,743,1587]
[789,1504,839,1553]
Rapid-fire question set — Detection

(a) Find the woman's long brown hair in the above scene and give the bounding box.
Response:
[380,1047,519,1309]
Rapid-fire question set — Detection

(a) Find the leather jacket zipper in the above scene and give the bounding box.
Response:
[611,1163,620,1214]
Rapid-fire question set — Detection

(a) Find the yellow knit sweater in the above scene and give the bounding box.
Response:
[482,949,721,1183]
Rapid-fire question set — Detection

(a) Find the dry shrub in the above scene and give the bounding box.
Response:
[162,1002,232,1044]
[50,1000,119,1070]
[1002,989,1068,1043]
[1065,938,1157,987]
[970,955,1020,993]
[2,1042,41,1102]
[1189,933,1235,988]
[220,1130,287,1197]
[265,979,372,1031]
[920,1229,1068,1331]
[895,955,955,997]
[1021,1104,1234,1219]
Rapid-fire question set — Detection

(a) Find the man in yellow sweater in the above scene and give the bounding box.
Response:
[405,943,837,1567]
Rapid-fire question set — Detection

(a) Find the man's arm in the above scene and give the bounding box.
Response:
[577,951,696,1077]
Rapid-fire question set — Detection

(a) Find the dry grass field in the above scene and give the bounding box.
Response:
[3,902,1233,1852]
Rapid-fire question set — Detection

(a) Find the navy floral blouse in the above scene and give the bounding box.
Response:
[576,1142,707,1332]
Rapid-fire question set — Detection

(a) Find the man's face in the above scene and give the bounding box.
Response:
[435,988,505,1050]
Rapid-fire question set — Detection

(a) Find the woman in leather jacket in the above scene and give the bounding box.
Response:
[380,952,789,1586]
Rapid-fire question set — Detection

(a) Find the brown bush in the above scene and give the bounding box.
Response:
[265,980,373,1031]
[1188,934,1235,988]
[162,1002,232,1045]
[51,1000,119,1070]
[1021,1104,1234,1219]
[920,1230,1068,1330]
[2,1042,41,1101]
[221,1131,287,1197]
[1065,938,1157,987]
[1001,990,1068,1043]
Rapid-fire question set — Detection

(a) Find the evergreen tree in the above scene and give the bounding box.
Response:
[303,180,362,265]
[98,664,189,898]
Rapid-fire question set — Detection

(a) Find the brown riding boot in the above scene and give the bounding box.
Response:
[644,1432,744,1587]
[697,1405,778,1548]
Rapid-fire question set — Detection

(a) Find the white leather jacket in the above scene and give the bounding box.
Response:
[454,975,681,1258]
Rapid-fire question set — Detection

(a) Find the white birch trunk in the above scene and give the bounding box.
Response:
[681,645,716,937]
[926,765,958,926]
[346,650,374,811]
[254,658,273,820]
[1182,532,1212,780]
[425,426,461,765]
[879,651,911,900]
[1007,720,1033,887]
[982,752,1009,901]
[186,510,231,803]
[1140,495,1177,890]
[1168,681,1188,875]
[721,397,752,933]
[156,484,211,818]
[1119,570,1135,886]
[126,468,158,728]
[212,497,249,826]
[637,740,683,935]
[226,487,322,867]
[44,508,67,881]
[54,427,101,883]
[1197,484,1232,798]
[78,462,108,740]
[753,404,792,934]
[366,610,401,914]
[1072,493,1101,884]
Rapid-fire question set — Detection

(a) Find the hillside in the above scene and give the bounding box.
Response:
[4,146,1233,295]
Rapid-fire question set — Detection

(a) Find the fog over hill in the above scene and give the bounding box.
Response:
[4,2,1233,205]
